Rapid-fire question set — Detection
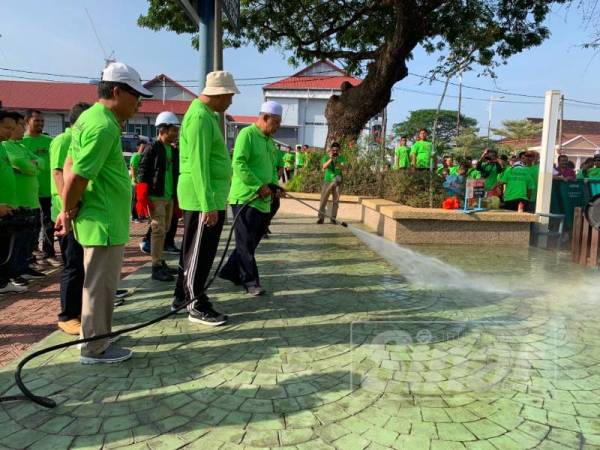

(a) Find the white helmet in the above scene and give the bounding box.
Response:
[155,111,180,127]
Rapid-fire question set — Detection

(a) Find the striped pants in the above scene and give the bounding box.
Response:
[173,210,225,310]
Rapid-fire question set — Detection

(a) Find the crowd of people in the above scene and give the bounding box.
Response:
[3,61,595,365]
[393,130,597,211]
[0,61,345,365]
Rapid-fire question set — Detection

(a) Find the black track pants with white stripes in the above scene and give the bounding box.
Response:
[173,210,225,309]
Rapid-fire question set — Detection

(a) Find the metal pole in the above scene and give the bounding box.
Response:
[213,0,227,141]
[198,0,215,92]
[487,96,493,140]
[558,94,564,154]
[456,73,462,139]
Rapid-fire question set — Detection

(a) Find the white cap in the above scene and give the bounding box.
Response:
[155,111,180,127]
[260,100,282,117]
[202,71,240,96]
[102,61,153,98]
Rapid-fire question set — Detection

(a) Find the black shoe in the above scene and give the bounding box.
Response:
[170,297,189,314]
[316,219,324,224]
[152,266,174,282]
[22,267,47,280]
[139,239,150,255]
[329,219,337,224]
[114,289,131,299]
[163,244,181,255]
[161,261,178,275]
[188,302,227,326]
[246,285,266,296]
[10,276,29,287]
[218,270,242,286]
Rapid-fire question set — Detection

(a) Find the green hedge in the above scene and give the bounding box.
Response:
[285,152,446,208]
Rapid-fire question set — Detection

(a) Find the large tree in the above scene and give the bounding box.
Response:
[139,0,566,145]
[393,109,478,146]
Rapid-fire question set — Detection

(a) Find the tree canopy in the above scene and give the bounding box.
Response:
[139,0,567,143]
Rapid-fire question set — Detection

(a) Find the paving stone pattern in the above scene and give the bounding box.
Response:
[1,216,599,449]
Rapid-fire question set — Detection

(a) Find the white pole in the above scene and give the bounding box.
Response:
[535,90,561,246]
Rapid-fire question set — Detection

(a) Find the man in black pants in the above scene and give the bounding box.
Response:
[219,101,282,296]
[171,71,239,326]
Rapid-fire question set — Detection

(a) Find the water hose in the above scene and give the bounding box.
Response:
[0,187,348,408]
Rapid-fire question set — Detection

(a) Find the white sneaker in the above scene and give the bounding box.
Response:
[0,282,28,294]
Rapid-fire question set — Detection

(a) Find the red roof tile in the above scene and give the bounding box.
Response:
[0,79,191,115]
[264,60,361,90]
[227,114,258,123]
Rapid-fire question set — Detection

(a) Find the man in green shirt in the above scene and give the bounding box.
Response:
[129,140,145,222]
[295,144,306,172]
[219,101,281,296]
[56,61,153,364]
[137,111,180,282]
[172,71,239,325]
[410,128,435,170]
[496,160,535,211]
[0,110,27,294]
[476,148,504,194]
[283,146,294,181]
[3,112,47,283]
[22,109,58,266]
[317,142,347,224]
[50,103,91,336]
[394,136,410,170]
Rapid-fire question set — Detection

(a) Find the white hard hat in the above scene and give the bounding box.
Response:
[155,111,180,127]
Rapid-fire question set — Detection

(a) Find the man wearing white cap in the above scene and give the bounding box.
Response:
[56,61,153,364]
[219,100,282,296]
[171,71,238,326]
[137,111,180,282]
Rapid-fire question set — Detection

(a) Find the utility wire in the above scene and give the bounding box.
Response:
[2,65,600,107]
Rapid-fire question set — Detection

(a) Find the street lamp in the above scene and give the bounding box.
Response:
[487,95,505,140]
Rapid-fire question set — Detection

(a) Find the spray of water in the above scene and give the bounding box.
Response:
[348,225,509,294]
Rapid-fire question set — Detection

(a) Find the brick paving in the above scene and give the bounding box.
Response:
[0,216,599,449]
[0,222,154,367]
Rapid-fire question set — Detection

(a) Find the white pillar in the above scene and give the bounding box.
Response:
[535,90,561,246]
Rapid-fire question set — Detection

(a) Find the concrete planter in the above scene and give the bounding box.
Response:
[279,192,539,246]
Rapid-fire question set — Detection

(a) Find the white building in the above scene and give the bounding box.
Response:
[264,60,376,148]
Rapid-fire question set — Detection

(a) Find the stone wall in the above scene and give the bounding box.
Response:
[278,193,538,245]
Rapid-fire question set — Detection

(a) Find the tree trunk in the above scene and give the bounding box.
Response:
[324,1,424,148]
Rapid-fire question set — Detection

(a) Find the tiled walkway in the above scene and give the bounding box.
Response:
[1,216,599,449]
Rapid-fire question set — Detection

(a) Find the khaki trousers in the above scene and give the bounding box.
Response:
[318,181,341,221]
[150,199,173,267]
[80,245,124,356]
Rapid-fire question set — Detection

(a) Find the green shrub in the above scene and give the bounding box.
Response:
[285,151,446,208]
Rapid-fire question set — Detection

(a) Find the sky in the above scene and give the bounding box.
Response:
[1,0,600,136]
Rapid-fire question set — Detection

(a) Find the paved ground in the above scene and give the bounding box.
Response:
[1,216,600,449]
[0,222,153,367]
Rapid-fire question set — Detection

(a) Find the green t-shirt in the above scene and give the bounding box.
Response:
[437,165,458,176]
[70,102,131,246]
[394,145,410,169]
[528,164,539,201]
[3,140,41,209]
[150,144,174,201]
[295,151,306,168]
[22,134,52,198]
[0,144,18,207]
[49,128,72,222]
[499,166,535,202]
[586,167,600,179]
[129,152,141,185]
[322,154,347,183]
[283,152,294,169]
[410,140,432,169]
[275,149,285,169]
[467,168,482,179]
[479,162,502,191]
[177,99,231,212]
[229,124,278,214]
